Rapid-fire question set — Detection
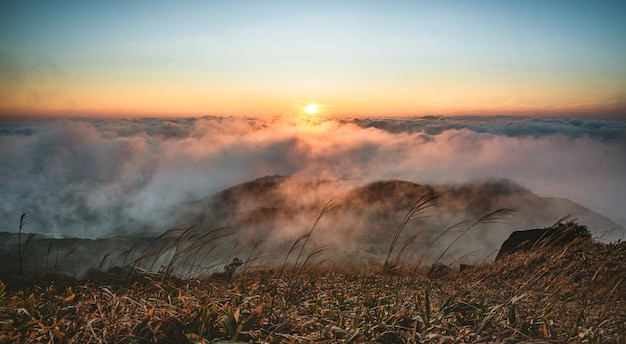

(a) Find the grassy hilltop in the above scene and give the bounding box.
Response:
[1,177,624,343]
[1,232,624,343]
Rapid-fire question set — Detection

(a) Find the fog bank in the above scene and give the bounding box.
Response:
[1,115,624,237]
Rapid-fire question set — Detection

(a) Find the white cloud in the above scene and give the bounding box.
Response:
[1,116,624,237]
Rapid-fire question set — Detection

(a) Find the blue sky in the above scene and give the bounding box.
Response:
[2,0,625,118]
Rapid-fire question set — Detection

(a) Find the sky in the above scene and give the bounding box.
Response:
[1,1,626,118]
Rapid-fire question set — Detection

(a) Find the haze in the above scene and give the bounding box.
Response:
[1,116,625,238]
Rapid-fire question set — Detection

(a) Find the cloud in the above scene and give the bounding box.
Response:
[345,116,626,141]
[0,115,625,237]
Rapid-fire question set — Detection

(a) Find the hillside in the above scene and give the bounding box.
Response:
[1,175,625,342]
[163,175,624,264]
[0,175,623,282]
[1,234,624,343]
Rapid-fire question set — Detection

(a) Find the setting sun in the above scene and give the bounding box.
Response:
[305,104,318,115]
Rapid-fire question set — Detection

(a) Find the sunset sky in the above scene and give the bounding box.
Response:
[1,1,625,118]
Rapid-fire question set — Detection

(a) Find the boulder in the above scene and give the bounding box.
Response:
[496,222,591,261]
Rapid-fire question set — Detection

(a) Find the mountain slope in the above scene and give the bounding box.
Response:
[2,175,623,280]
[165,175,624,264]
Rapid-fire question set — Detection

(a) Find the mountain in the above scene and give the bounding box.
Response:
[1,175,623,281]
[162,175,624,264]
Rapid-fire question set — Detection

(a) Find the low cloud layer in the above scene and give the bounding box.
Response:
[1,115,625,237]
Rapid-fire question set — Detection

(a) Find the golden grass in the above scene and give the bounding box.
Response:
[1,238,624,343]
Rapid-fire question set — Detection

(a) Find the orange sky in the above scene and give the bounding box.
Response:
[1,1,625,119]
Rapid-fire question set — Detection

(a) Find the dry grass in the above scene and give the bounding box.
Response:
[1,237,624,343]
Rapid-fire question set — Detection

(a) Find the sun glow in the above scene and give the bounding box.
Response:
[305,104,318,115]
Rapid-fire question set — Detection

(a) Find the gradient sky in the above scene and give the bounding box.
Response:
[1,1,625,118]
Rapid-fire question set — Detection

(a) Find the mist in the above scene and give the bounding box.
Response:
[1,115,625,238]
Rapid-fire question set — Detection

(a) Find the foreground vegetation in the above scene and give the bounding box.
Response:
[1,236,624,343]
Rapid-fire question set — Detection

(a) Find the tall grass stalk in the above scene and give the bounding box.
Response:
[17,213,28,290]
[116,240,144,272]
[414,221,464,273]
[55,246,79,276]
[44,238,54,279]
[291,199,336,276]
[393,231,424,269]
[93,253,111,285]
[530,216,572,251]
[180,227,230,276]
[141,227,187,272]
[299,246,328,275]
[278,199,336,279]
[161,226,196,276]
[383,193,438,270]
[242,241,265,277]
[430,207,517,273]
[278,233,308,279]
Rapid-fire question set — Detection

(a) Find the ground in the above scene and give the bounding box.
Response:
[1,239,624,343]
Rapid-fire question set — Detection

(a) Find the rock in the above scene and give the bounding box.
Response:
[496,221,591,261]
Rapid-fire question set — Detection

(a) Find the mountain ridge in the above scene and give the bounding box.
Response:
[1,175,623,280]
[163,175,623,260]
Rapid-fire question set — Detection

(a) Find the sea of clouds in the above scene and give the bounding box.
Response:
[1,115,625,238]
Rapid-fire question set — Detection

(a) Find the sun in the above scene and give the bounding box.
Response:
[304,103,318,115]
